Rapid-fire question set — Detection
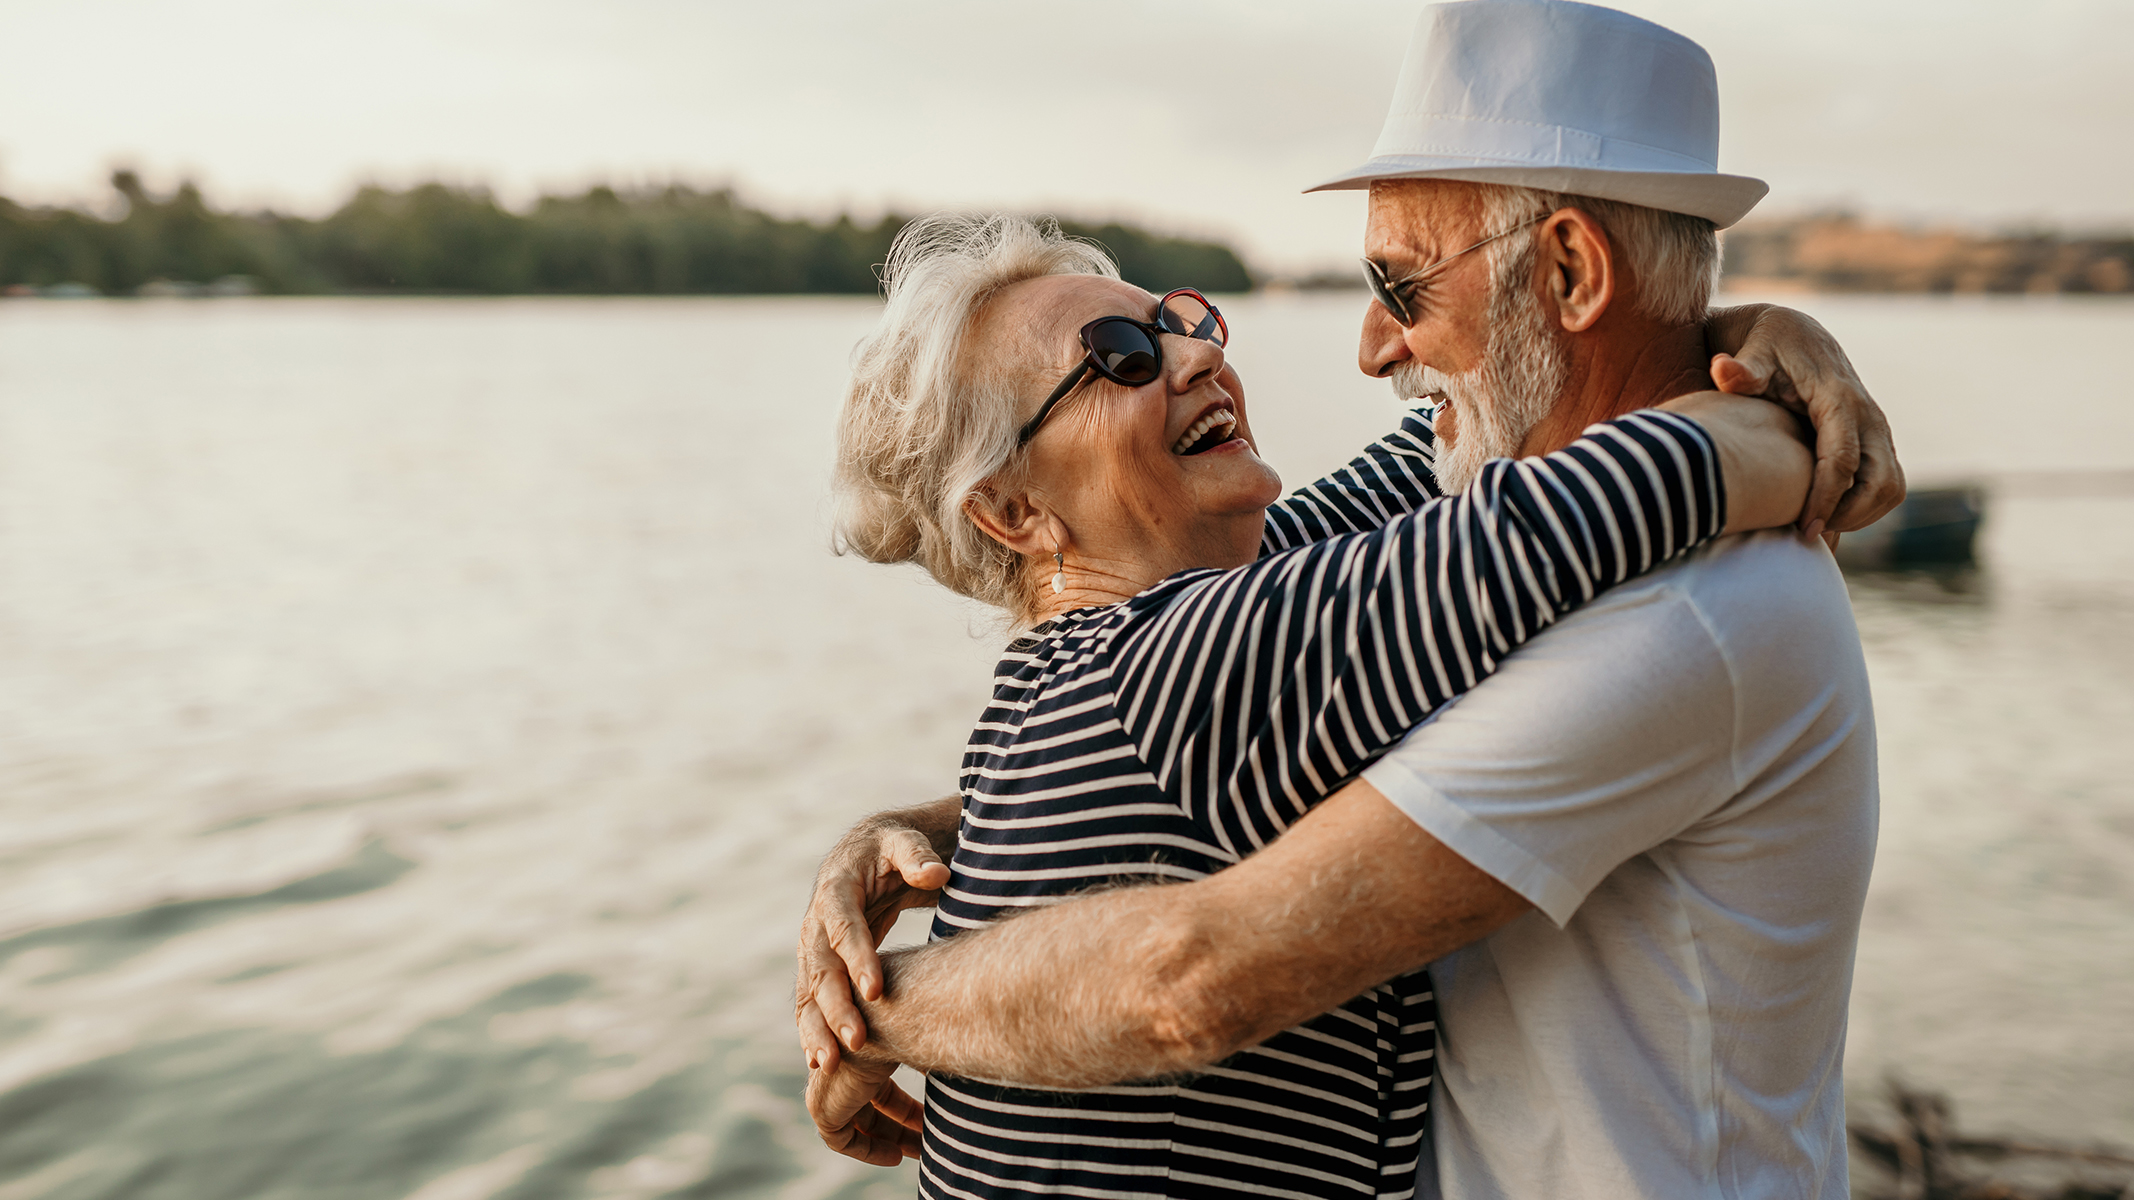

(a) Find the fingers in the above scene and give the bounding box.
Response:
[1825,419,1908,533]
[1720,306,1819,412]
[851,1105,926,1160]
[1709,302,1907,535]
[801,819,950,1036]
[807,1059,922,1166]
[1799,411,1861,534]
[811,957,870,1053]
[823,897,888,1010]
[799,900,873,1052]
[798,896,874,1050]
[886,829,952,892]
[1710,352,1768,397]
[807,1056,879,1139]
[871,1078,926,1132]
[797,996,841,1074]
[814,1107,913,1167]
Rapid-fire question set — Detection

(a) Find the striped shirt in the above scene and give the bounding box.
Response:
[923,407,1727,1200]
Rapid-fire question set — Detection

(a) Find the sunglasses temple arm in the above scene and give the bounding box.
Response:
[1017,362,1092,445]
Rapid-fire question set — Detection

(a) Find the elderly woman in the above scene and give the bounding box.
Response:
[805,212,1859,1198]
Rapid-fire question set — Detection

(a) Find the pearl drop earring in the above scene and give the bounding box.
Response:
[1051,551,1065,596]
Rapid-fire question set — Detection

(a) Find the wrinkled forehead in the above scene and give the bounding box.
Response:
[1365,180,1492,262]
[977,274,1156,371]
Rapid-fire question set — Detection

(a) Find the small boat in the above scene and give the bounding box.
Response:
[1832,487,1984,570]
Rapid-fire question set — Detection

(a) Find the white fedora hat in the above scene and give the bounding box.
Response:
[1308,0,1767,229]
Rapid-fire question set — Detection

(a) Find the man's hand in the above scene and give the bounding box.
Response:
[807,1055,924,1166]
[795,797,958,1073]
[1706,304,1906,540]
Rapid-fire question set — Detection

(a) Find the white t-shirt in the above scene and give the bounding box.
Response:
[1361,530,1878,1200]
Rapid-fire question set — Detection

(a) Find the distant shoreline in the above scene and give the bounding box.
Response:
[6,177,2125,299]
[0,173,1251,300]
[1720,214,2132,296]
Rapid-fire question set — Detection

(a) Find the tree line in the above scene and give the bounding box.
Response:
[0,172,1256,297]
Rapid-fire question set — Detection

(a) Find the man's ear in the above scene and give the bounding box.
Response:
[964,485,1060,558]
[1540,207,1615,334]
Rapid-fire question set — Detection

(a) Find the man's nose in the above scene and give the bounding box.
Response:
[1359,300,1410,378]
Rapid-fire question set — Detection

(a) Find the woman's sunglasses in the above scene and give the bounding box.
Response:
[1361,213,1548,328]
[1015,288,1227,446]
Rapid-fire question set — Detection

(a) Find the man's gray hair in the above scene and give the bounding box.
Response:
[1474,185,1719,325]
[833,214,1119,614]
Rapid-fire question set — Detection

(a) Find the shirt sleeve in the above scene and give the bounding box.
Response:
[1108,408,1729,859]
[1360,588,1740,926]
[1259,404,1443,554]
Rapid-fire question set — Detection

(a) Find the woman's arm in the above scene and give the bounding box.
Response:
[1256,304,1899,555]
[1116,409,1749,849]
[1258,402,1442,555]
[798,402,1809,1072]
[1660,390,1814,534]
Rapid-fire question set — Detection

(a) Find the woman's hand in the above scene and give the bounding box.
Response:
[795,798,956,1073]
[1705,304,1906,538]
[1657,391,1815,536]
[807,1054,925,1166]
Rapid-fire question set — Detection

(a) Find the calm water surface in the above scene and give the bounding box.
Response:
[0,294,2128,1198]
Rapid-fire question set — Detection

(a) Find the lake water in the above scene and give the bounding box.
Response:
[0,293,2128,1199]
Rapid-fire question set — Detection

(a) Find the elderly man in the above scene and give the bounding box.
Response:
[798,3,1899,1197]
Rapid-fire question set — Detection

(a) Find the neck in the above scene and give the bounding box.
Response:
[1030,551,1151,624]
[1518,320,1711,457]
[1024,516,1265,625]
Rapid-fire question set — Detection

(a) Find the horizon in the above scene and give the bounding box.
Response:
[9,173,2130,288]
[0,0,2126,274]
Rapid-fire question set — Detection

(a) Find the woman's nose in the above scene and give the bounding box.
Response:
[1164,332,1224,390]
[1359,301,1411,378]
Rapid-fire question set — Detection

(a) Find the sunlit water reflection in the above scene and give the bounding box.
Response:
[0,293,2126,1198]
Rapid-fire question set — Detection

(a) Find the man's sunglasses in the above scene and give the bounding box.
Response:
[1361,213,1548,328]
[1015,288,1228,446]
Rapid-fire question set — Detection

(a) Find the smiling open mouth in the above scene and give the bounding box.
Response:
[1172,410,1238,456]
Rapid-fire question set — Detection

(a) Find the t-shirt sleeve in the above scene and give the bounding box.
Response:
[1360,586,1742,927]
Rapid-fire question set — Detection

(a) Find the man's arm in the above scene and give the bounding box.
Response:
[806,575,1760,1157]
[841,781,1526,1088]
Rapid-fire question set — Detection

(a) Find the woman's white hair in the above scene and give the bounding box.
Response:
[832,213,1118,615]
[1474,184,1719,325]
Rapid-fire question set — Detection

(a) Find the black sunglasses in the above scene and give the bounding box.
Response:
[1015,288,1228,446]
[1361,213,1548,327]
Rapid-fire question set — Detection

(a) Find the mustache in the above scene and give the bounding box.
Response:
[1388,360,1472,406]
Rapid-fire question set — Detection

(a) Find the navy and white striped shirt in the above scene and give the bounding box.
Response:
[923,407,1726,1200]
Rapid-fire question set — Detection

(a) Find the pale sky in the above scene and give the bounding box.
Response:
[2,0,2127,272]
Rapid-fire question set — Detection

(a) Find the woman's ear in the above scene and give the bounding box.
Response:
[964,485,1060,557]
[1541,207,1616,334]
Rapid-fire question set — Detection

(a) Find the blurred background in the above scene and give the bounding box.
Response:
[0,2,2129,1198]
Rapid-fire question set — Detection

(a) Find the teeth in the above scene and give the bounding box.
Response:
[1171,409,1236,455]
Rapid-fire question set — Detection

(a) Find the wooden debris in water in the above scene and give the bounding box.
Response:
[1850,1079,2134,1200]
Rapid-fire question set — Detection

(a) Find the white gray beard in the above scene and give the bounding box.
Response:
[1387,282,1570,494]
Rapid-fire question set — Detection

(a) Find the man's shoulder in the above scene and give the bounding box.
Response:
[1658,530,1860,658]
[1581,530,1854,635]
[1565,531,1872,772]
[1531,530,1864,717]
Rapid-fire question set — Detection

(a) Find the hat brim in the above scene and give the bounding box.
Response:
[1306,158,1768,229]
